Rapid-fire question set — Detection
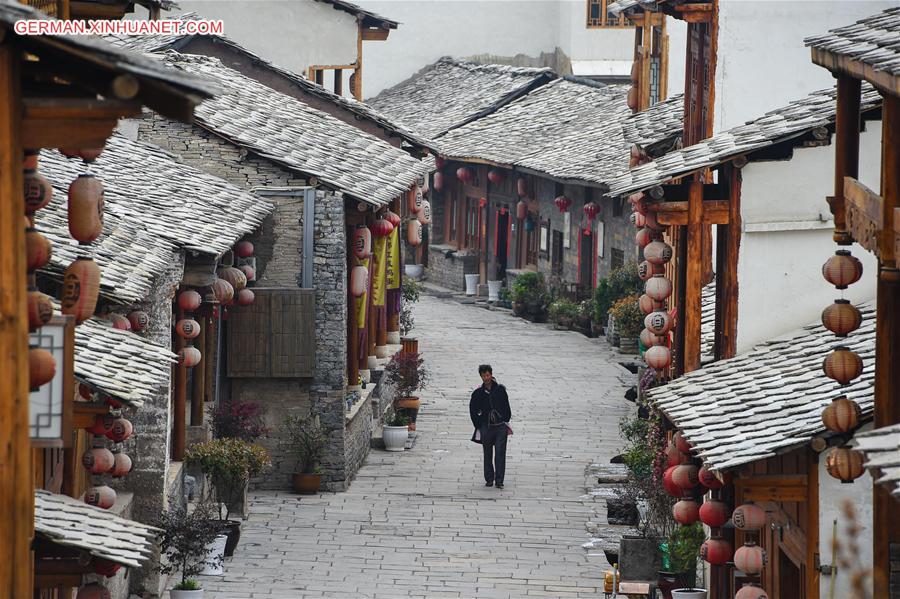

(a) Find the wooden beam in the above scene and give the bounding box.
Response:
[735,474,808,502]
[361,27,390,41]
[34,573,83,588]
[654,200,729,225]
[812,49,900,99]
[807,449,821,599]
[844,175,883,255]
[0,41,34,599]
[831,76,861,244]
[683,179,704,372]
[713,165,741,360]
[659,182,727,202]
[72,401,109,430]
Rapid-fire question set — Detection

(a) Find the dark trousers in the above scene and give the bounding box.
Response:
[482,425,508,484]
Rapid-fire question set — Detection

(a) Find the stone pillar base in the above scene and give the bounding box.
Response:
[360,369,371,383]
[367,356,378,370]
[387,331,401,344]
[375,345,388,359]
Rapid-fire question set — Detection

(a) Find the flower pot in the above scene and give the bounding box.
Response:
[291,473,321,495]
[396,397,420,410]
[672,590,707,599]
[512,301,525,316]
[556,316,573,330]
[464,274,479,296]
[404,264,424,280]
[171,590,203,599]
[220,520,241,557]
[487,280,502,302]
[619,337,638,354]
[199,534,227,575]
[383,425,408,451]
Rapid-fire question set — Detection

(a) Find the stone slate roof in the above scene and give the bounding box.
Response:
[806,7,900,86]
[607,0,657,15]
[648,303,875,472]
[622,93,685,152]
[163,52,428,205]
[367,57,556,139]
[315,0,399,28]
[437,78,683,188]
[853,425,900,500]
[607,84,883,197]
[701,278,715,360]
[34,490,160,568]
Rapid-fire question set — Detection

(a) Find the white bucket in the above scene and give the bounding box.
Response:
[487,280,502,302]
[672,590,707,599]
[200,534,228,575]
[404,264,424,280]
[464,274,479,296]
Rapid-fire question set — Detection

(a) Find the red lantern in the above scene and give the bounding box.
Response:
[433,171,444,191]
[633,196,649,215]
[29,348,56,389]
[826,446,865,482]
[487,170,504,185]
[823,346,863,384]
[407,220,423,246]
[734,542,766,575]
[700,538,733,565]
[211,279,234,305]
[673,464,699,489]
[636,227,660,248]
[584,202,600,220]
[384,211,401,228]
[673,499,700,525]
[732,502,767,530]
[372,218,394,237]
[699,499,730,528]
[639,294,664,315]
[822,396,862,433]
[93,559,121,578]
[237,288,255,306]
[554,196,572,213]
[822,250,863,289]
[456,167,472,183]
[735,584,769,599]
[235,240,254,258]
[240,264,255,282]
[350,265,368,297]
[645,310,673,335]
[645,275,672,301]
[68,174,104,245]
[178,346,202,368]
[111,452,133,477]
[674,431,692,454]
[77,583,112,599]
[407,186,423,213]
[516,200,528,220]
[435,156,446,170]
[644,210,663,230]
[698,465,724,489]
[666,442,687,467]
[127,310,149,331]
[822,300,862,337]
[103,394,122,409]
[353,225,372,259]
[82,447,115,474]
[59,148,80,159]
[218,266,247,292]
[630,212,646,228]
[88,415,115,436]
[78,383,93,400]
[28,289,54,331]
[645,345,671,369]
[25,227,52,271]
[78,147,104,162]
[627,85,638,110]
[663,466,682,497]
[640,328,667,348]
[61,257,101,324]
[84,485,116,509]
[175,318,200,339]
[108,313,130,331]
[417,200,432,225]
[107,418,133,442]
[644,241,673,265]
[24,169,53,214]
[178,290,203,312]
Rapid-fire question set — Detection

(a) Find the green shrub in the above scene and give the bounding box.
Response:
[669,522,706,576]
[595,262,642,325]
[609,293,643,338]
[548,298,578,322]
[279,410,327,474]
[186,438,270,519]
[511,272,550,319]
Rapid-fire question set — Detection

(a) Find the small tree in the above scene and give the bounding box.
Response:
[153,501,221,591]
[384,351,430,399]
[186,438,270,520]
[211,400,270,442]
[279,410,327,474]
[400,278,420,336]
[609,294,643,338]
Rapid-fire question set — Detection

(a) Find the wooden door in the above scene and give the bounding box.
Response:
[579,229,593,290]
[496,210,509,279]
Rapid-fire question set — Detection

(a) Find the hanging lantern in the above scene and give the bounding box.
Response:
[645,275,672,301]
[108,313,130,331]
[82,447,115,475]
[23,169,53,214]
[353,225,372,259]
[666,442,687,467]
[93,559,121,577]
[732,502,767,530]
[350,265,368,297]
[640,328,667,348]
[734,542,766,575]
[516,178,527,198]
[583,202,600,220]
[25,227,52,271]
[384,210,401,228]
[127,310,150,331]
[822,250,863,289]
[823,346,863,384]
[635,227,660,248]
[356,201,369,212]
[235,240,254,258]
[29,347,56,389]
[107,418,133,442]
[699,499,730,528]
[644,241,673,265]
[84,485,116,509]
[516,200,528,220]
[111,452,133,478]
[554,196,572,213]
[372,218,394,237]
[629,145,642,167]
[78,383,93,400]
[821,300,862,337]
[645,345,671,369]
[633,196,649,215]
[673,464,700,489]
[435,156,446,170]
[59,148,80,159]
[821,396,862,433]
[178,290,203,312]
[673,431,691,454]
[78,147,104,162]
[407,186,424,213]
[433,171,444,191]
[61,257,101,325]
[237,288,255,306]
[487,170,504,185]
[698,465,724,489]
[175,318,201,339]
[68,174,104,245]
[218,266,247,292]
[627,86,638,111]
[178,346,202,368]
[211,279,234,305]
[628,192,644,205]
[417,200,432,225]
[407,220,423,246]
[735,584,769,599]
[88,415,115,436]
[645,310,673,335]
[639,294,664,315]
[826,446,865,482]
[456,167,472,183]
[76,584,112,599]
[240,264,255,282]
[103,394,122,409]
[663,466,682,497]
[700,538,733,565]
[27,289,54,331]
[630,212,645,228]
[673,499,700,525]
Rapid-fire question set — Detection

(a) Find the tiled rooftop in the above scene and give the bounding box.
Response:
[806,7,900,83]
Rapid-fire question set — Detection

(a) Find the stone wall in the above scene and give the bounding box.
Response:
[427,244,478,291]
[344,397,373,481]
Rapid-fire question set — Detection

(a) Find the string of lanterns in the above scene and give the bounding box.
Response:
[79,383,134,511]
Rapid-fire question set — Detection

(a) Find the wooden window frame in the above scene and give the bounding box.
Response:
[464,197,480,250]
[586,0,630,29]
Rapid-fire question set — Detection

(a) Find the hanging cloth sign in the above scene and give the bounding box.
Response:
[355,256,370,329]
[372,235,388,307]
[387,226,401,291]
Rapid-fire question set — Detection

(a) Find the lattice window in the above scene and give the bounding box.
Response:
[587,0,629,28]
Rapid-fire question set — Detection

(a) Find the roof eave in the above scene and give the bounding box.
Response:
[811,48,900,99]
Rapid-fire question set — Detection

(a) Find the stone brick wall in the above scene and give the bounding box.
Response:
[427,244,477,291]
[344,397,373,482]
[597,195,638,280]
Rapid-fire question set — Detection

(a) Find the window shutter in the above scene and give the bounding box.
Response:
[226,290,270,377]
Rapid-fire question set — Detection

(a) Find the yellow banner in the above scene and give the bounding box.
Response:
[372,235,388,306]
[356,257,369,329]
[387,226,400,290]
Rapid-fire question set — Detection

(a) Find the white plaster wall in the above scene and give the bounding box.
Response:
[735,120,882,352]
[175,0,358,77]
[557,0,634,62]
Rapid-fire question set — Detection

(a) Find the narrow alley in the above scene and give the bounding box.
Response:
[198,294,634,598]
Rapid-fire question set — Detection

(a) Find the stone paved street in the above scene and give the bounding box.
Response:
[198,293,634,598]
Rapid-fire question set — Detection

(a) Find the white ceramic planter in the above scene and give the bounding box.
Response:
[487,280,502,302]
[171,590,204,599]
[672,589,707,599]
[404,264,424,280]
[383,425,409,451]
[464,274,479,296]
[199,534,227,575]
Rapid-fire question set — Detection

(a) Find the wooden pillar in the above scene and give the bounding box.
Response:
[0,42,34,599]
[354,25,363,101]
[873,92,900,599]
[831,76,861,245]
[683,179,704,372]
[204,313,215,403]
[713,165,742,360]
[334,68,343,96]
[172,308,186,461]
[674,225,688,376]
[190,317,206,426]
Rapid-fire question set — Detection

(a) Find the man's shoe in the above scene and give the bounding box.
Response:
[496,483,504,489]
[485,481,493,487]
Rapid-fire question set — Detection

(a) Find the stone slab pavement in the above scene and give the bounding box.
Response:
[196,294,635,598]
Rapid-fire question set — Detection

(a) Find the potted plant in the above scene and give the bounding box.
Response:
[399,278,420,337]
[609,294,642,354]
[593,277,612,334]
[497,287,512,309]
[279,410,327,494]
[384,351,430,431]
[548,298,578,330]
[658,523,706,599]
[153,501,222,598]
[382,412,410,451]
[511,272,550,322]
[575,298,594,335]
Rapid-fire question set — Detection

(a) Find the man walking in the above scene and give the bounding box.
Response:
[470,364,512,489]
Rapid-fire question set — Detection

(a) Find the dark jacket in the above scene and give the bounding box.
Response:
[470,379,512,429]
